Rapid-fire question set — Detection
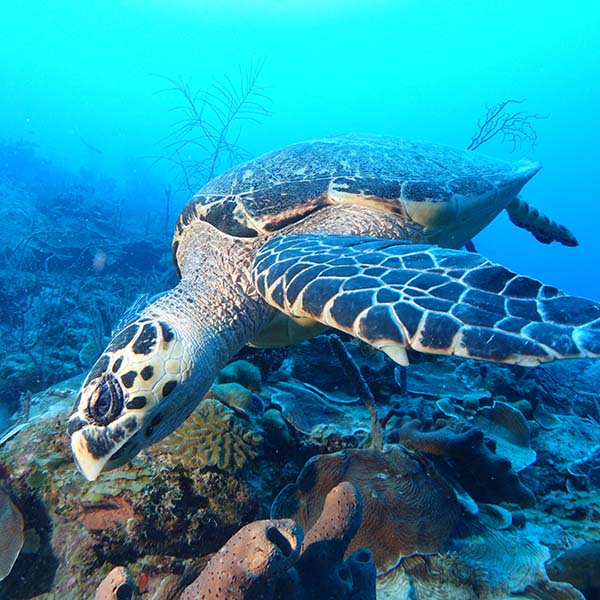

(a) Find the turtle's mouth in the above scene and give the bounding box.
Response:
[70,389,198,481]
[69,413,143,481]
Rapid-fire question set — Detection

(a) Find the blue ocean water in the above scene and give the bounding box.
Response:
[1,3,599,598]
[1,0,598,297]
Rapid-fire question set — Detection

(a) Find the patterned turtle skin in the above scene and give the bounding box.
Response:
[67,134,597,481]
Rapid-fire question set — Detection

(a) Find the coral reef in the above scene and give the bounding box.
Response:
[271,446,459,573]
[0,376,275,599]
[377,532,585,600]
[160,398,263,472]
[179,482,376,600]
[0,328,598,599]
[0,150,173,415]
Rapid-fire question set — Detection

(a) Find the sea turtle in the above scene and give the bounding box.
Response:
[67,134,600,481]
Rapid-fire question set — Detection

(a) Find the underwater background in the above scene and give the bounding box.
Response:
[2,0,599,295]
[0,1,599,599]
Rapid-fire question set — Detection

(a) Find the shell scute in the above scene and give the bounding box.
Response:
[176,134,527,242]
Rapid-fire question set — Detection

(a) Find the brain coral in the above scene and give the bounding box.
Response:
[161,399,263,472]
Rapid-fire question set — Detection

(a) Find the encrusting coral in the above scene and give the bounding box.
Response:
[472,400,537,471]
[161,398,263,472]
[377,531,586,600]
[178,481,376,600]
[205,382,258,417]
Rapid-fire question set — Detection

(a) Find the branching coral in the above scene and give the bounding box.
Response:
[328,334,384,451]
[468,99,547,152]
[160,61,270,194]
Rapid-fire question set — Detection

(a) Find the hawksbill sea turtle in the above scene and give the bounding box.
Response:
[67,134,600,481]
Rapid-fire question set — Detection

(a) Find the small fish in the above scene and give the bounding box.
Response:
[547,542,600,599]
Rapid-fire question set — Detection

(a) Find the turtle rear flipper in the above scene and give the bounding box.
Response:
[506,197,578,246]
[252,234,600,367]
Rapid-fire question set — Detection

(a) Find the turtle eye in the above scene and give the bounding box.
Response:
[87,374,124,425]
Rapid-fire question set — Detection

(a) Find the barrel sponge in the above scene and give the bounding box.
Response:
[94,566,137,600]
[302,480,362,555]
[289,481,376,600]
[180,483,376,600]
[179,519,302,600]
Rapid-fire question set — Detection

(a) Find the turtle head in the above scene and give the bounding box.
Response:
[68,317,197,481]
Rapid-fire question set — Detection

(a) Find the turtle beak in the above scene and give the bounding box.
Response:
[70,429,110,481]
[69,417,142,481]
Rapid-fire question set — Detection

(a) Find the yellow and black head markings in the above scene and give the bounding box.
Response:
[70,134,597,481]
[68,317,191,481]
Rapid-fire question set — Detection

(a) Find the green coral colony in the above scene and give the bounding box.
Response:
[68,134,600,482]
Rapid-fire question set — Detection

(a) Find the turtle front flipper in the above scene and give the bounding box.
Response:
[252,234,600,367]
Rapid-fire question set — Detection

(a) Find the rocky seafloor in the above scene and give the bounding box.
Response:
[0,335,599,600]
